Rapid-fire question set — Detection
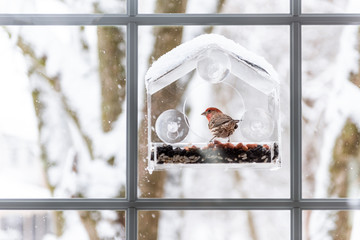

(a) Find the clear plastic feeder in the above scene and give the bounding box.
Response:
[145,34,281,174]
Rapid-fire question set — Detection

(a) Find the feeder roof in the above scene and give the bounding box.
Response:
[145,34,279,95]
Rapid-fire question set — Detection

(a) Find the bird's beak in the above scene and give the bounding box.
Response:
[201,111,206,116]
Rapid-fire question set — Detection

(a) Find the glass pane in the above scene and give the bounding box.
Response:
[0,26,126,198]
[0,0,126,13]
[0,210,125,239]
[139,210,290,240]
[138,25,290,198]
[302,26,360,198]
[139,0,289,13]
[303,0,360,13]
[303,210,360,239]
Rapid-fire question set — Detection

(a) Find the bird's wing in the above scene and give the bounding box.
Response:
[209,114,234,128]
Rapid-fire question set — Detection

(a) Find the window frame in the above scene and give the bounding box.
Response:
[1,0,360,239]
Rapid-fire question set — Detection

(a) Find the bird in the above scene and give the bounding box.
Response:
[201,107,240,142]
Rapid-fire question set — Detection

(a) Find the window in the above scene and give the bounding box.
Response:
[0,0,360,239]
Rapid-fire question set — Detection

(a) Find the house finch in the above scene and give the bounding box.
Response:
[201,107,240,142]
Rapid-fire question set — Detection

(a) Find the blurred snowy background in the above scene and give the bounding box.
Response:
[0,1,128,239]
[0,0,126,13]
[0,24,127,238]
[0,0,360,239]
[0,211,125,240]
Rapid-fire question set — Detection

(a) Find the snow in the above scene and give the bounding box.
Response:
[0,30,38,141]
[223,0,288,13]
[301,21,360,240]
[0,134,48,198]
[186,0,218,13]
[59,211,89,240]
[351,211,360,240]
[302,25,360,199]
[303,0,360,13]
[0,0,126,13]
[0,229,21,240]
[0,24,126,237]
[145,34,279,95]
[1,25,126,198]
[0,178,51,198]
[139,0,289,13]
[157,210,290,240]
[97,219,117,238]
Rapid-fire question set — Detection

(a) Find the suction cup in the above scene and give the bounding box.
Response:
[155,109,189,143]
[197,48,231,83]
[240,108,274,141]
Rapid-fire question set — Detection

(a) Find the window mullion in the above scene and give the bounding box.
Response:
[290,19,302,240]
[291,0,301,16]
[290,22,302,202]
[128,0,138,16]
[126,0,138,234]
[126,23,138,202]
[292,207,302,240]
[127,207,137,240]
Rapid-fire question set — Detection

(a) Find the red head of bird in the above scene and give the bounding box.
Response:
[201,107,223,121]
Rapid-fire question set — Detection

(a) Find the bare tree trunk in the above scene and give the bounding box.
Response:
[154,0,187,15]
[327,28,360,239]
[246,211,258,240]
[138,1,187,239]
[97,26,126,132]
[94,26,127,236]
[328,120,360,239]
[79,211,100,240]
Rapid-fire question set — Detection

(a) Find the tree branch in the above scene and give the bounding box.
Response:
[15,32,95,160]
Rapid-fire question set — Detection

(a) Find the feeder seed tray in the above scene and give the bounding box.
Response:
[150,141,279,171]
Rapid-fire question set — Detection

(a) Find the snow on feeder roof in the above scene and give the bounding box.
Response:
[145,34,279,95]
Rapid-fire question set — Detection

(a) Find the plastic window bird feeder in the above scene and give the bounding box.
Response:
[145,34,280,174]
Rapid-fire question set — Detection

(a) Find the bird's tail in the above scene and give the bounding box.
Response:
[234,119,240,129]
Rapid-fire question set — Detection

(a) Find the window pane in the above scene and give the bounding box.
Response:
[139,210,290,240]
[139,0,289,13]
[303,210,360,239]
[0,210,125,239]
[303,0,360,13]
[138,25,290,198]
[0,26,126,198]
[302,26,360,198]
[0,0,126,13]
